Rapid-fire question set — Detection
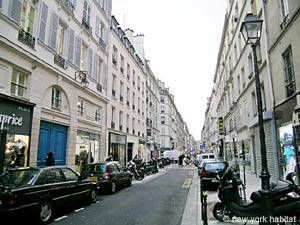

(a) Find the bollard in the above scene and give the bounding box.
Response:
[200,183,208,225]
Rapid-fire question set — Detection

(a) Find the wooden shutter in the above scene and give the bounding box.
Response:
[39,2,48,42]
[95,16,100,37]
[106,0,112,17]
[74,36,81,68]
[67,28,75,63]
[93,53,99,81]
[9,0,22,24]
[88,48,93,77]
[48,12,58,50]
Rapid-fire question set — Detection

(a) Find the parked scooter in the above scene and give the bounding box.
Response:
[213,164,300,223]
[126,160,144,181]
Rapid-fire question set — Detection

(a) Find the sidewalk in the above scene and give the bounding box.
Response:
[181,167,261,225]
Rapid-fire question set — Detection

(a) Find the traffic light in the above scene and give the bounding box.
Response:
[218,117,224,135]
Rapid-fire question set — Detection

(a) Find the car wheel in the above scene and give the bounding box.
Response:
[89,189,97,203]
[127,177,132,187]
[111,181,117,194]
[39,201,54,224]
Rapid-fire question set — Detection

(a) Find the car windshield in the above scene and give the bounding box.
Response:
[205,162,226,171]
[0,168,40,188]
[84,164,106,174]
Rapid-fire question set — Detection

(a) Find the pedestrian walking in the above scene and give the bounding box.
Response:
[45,152,55,166]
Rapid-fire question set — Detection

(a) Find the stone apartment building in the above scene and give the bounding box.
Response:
[202,0,300,180]
[108,16,147,164]
[0,0,112,171]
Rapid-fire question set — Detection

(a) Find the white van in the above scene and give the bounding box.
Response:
[197,153,216,162]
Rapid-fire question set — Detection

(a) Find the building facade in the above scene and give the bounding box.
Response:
[202,0,300,181]
[0,0,112,172]
[108,16,147,165]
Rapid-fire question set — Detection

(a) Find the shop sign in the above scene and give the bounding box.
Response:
[0,99,32,135]
[110,133,126,144]
[218,117,224,135]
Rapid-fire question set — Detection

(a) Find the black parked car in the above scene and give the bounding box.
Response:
[0,166,97,224]
[199,161,229,190]
[81,161,133,194]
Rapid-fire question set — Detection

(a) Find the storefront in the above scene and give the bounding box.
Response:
[0,94,34,173]
[138,139,146,161]
[75,130,101,172]
[109,132,126,165]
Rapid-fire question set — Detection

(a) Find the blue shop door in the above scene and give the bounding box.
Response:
[37,121,68,167]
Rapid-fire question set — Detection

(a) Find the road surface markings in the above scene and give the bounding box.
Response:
[74,207,85,212]
[54,216,68,221]
[188,170,194,176]
[182,178,192,188]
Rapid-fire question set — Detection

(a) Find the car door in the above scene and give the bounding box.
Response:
[61,167,89,202]
[34,168,66,207]
[108,163,121,186]
[116,163,127,185]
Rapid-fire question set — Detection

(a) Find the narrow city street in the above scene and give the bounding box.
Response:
[51,166,193,225]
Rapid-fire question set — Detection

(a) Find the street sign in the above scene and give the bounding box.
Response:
[218,117,224,135]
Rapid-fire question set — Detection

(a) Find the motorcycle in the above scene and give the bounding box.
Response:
[213,165,300,223]
[126,160,144,181]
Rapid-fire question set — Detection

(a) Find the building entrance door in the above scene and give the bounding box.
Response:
[37,121,68,166]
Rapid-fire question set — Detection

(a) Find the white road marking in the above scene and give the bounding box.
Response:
[54,216,68,221]
[74,207,85,212]
[182,178,192,188]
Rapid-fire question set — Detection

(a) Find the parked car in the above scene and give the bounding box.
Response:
[198,161,229,190]
[81,161,133,194]
[0,166,97,224]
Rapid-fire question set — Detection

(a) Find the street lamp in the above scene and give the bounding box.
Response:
[240,13,270,191]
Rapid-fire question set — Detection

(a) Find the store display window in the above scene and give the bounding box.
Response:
[75,130,100,172]
[4,134,29,171]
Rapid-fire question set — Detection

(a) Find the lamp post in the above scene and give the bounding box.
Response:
[240,14,271,191]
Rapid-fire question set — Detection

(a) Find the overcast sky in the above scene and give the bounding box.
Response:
[112,0,227,140]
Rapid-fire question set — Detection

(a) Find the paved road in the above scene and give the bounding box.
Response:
[51,166,193,225]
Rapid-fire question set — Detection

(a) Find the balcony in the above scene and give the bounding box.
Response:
[18,29,35,49]
[96,83,102,93]
[61,0,74,14]
[82,19,92,33]
[54,54,66,69]
[111,121,115,129]
[99,37,106,49]
[112,58,117,66]
[112,89,116,97]
[120,95,123,102]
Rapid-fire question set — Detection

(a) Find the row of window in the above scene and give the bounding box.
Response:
[111,107,145,136]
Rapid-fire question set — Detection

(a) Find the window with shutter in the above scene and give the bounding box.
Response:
[88,48,93,77]
[74,36,81,68]
[68,28,75,63]
[9,0,22,24]
[48,13,58,50]
[39,2,48,42]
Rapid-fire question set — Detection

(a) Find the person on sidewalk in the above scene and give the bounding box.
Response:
[45,152,55,166]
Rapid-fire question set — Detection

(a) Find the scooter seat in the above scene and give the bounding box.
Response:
[270,180,291,193]
[230,201,263,217]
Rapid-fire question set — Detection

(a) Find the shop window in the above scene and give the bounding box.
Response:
[95,107,101,122]
[4,134,29,171]
[75,131,100,171]
[51,87,62,110]
[11,68,28,98]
